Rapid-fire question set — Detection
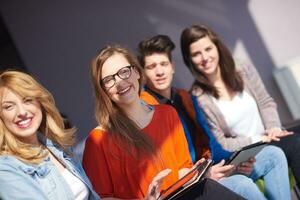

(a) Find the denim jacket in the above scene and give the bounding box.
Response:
[0,136,100,200]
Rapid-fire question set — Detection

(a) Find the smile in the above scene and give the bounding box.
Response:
[117,86,131,95]
[15,118,32,129]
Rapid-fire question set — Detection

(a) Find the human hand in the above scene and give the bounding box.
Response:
[207,160,235,181]
[193,158,206,170]
[236,157,256,176]
[265,127,293,139]
[261,134,278,142]
[145,169,172,200]
[178,158,205,179]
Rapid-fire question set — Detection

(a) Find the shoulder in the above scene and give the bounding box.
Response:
[89,127,106,138]
[154,104,177,114]
[190,84,210,105]
[152,105,181,125]
[234,59,257,75]
[175,88,190,97]
[140,90,159,105]
[0,155,21,170]
[0,156,28,183]
[85,127,108,147]
[0,157,45,199]
[190,83,205,97]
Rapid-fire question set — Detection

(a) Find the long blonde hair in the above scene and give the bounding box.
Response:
[91,45,155,157]
[0,70,76,163]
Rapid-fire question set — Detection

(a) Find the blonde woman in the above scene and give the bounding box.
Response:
[0,71,100,200]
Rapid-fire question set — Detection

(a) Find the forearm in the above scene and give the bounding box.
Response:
[209,122,253,151]
[217,134,253,151]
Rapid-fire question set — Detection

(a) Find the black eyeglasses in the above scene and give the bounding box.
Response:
[101,66,134,88]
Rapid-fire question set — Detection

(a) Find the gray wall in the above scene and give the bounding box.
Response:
[1,0,297,153]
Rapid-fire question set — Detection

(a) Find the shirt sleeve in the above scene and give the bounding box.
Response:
[82,130,114,198]
[243,62,281,129]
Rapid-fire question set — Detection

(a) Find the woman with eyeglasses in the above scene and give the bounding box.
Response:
[0,70,100,200]
[82,45,245,200]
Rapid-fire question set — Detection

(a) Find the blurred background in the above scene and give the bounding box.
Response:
[1,0,300,156]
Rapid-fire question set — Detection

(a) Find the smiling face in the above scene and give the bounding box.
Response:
[0,87,42,145]
[143,53,174,96]
[101,53,141,107]
[189,36,220,78]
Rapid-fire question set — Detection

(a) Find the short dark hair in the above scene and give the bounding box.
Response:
[137,35,175,67]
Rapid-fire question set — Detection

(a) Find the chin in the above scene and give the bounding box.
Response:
[155,87,167,92]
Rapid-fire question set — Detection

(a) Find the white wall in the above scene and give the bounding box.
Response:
[1,0,299,152]
[249,0,300,68]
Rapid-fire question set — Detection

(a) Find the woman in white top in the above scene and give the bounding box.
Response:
[180,24,296,199]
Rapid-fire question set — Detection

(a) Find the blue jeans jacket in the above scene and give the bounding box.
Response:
[0,136,100,200]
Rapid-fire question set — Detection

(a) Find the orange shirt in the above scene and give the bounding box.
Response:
[82,105,193,199]
[140,90,211,160]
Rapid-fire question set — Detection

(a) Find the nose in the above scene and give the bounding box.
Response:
[155,66,164,76]
[113,74,124,87]
[202,52,209,61]
[17,104,28,118]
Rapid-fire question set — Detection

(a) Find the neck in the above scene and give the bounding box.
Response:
[148,85,171,99]
[119,97,152,128]
[207,65,222,85]
[19,133,41,146]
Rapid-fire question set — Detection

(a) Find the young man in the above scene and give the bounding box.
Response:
[138,35,231,163]
[137,35,292,200]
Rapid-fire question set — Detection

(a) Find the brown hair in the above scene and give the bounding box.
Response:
[137,35,175,67]
[91,45,155,157]
[0,70,75,164]
[180,25,243,98]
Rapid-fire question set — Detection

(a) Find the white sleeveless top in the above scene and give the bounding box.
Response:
[62,168,89,200]
[212,90,265,143]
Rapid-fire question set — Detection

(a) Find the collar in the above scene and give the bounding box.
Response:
[144,86,177,104]
[18,156,51,178]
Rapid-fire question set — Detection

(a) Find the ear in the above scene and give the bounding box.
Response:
[171,62,175,74]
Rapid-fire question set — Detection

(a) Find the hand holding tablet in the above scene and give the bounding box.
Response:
[158,159,213,200]
[226,141,268,166]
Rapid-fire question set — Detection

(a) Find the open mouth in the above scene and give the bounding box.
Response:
[117,85,131,95]
[15,118,32,129]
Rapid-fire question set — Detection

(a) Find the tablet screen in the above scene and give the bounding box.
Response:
[158,159,212,200]
[226,142,267,165]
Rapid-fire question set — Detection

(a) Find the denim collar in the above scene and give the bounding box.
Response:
[16,133,64,178]
[18,156,51,178]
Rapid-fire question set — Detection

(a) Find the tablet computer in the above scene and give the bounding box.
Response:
[158,159,213,200]
[226,141,268,165]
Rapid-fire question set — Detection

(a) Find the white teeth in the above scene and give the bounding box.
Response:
[118,86,130,94]
[18,118,31,125]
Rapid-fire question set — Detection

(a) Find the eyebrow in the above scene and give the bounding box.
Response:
[1,101,14,105]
